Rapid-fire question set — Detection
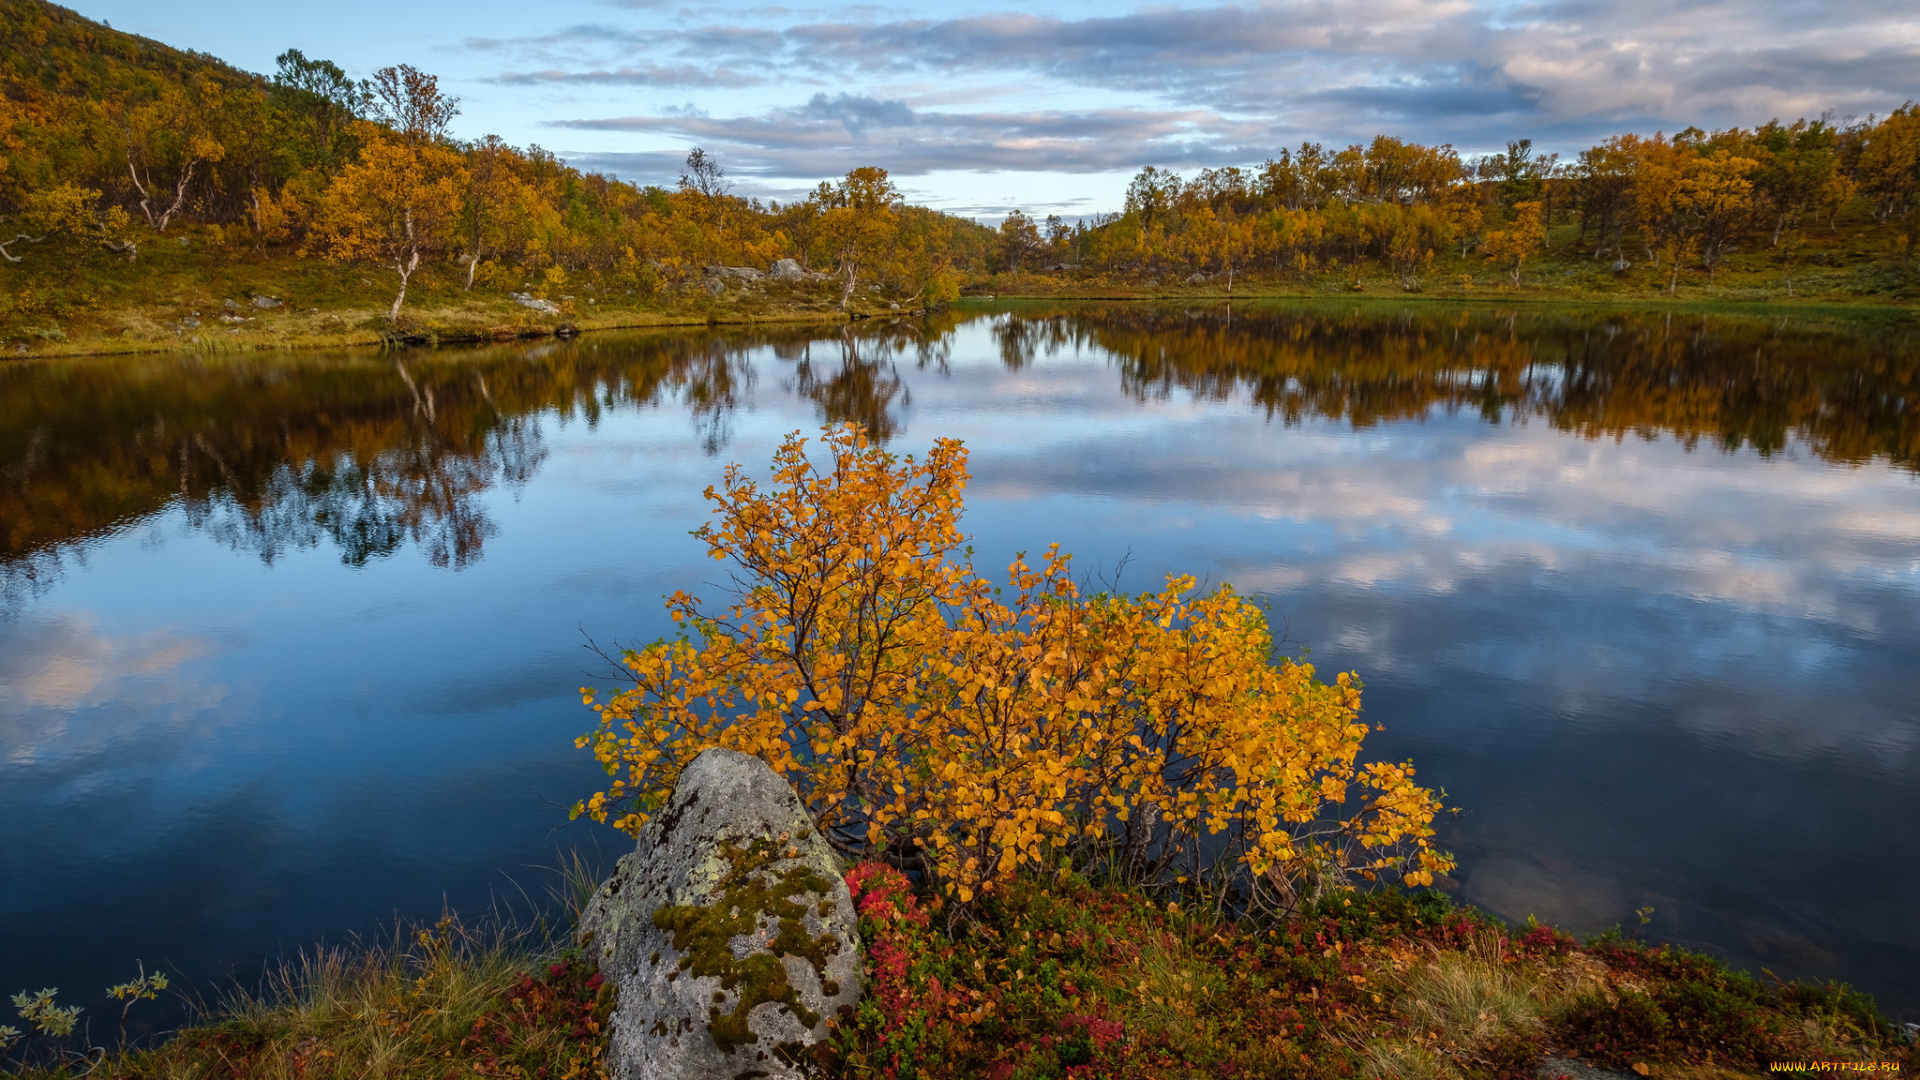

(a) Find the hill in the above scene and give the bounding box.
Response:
[0,0,1915,358]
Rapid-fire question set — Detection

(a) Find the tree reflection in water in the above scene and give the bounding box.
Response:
[985,305,1920,469]
[0,332,775,599]
[5,305,1915,603]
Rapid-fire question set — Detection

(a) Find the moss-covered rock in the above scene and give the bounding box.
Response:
[576,748,861,1080]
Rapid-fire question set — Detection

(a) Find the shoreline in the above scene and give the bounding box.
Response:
[8,287,1916,363]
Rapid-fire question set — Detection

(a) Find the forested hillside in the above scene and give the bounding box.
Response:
[2,0,1918,357]
[0,0,986,338]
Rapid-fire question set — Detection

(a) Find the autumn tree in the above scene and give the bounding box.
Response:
[1,182,102,262]
[312,134,464,319]
[574,425,1453,905]
[996,209,1042,272]
[810,166,901,310]
[1575,136,1638,260]
[1123,165,1181,230]
[1385,206,1443,290]
[1480,200,1545,284]
[116,77,226,232]
[1683,149,1759,288]
[1856,105,1919,223]
[458,134,529,289]
[1752,119,1837,247]
[308,64,468,318]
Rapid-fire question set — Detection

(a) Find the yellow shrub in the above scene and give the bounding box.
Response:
[574,425,1451,903]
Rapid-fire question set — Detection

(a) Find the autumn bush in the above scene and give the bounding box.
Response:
[574,423,1451,906]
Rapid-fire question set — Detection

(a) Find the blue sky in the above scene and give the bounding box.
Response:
[70,0,1920,217]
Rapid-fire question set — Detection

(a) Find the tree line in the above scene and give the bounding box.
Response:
[2,0,1918,307]
[996,120,1920,291]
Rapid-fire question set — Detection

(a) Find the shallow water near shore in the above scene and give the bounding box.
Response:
[3,301,1917,1023]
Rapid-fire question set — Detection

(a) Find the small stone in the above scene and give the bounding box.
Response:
[509,292,562,315]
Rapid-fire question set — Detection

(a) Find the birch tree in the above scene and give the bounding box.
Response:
[313,135,465,319]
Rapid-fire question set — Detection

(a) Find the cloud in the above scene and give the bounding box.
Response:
[801,93,915,135]
[493,63,764,88]
[550,99,1260,176]
[495,0,1920,186]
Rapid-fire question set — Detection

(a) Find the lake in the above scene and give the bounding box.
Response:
[3,302,1917,1023]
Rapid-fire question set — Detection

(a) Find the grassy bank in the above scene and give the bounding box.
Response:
[0,230,880,361]
[6,207,1918,362]
[971,210,1920,314]
[4,871,1911,1080]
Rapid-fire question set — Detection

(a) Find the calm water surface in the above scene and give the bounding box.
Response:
[3,303,1917,1020]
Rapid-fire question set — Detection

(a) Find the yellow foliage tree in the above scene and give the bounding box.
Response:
[575,425,1452,907]
[811,166,902,310]
[312,133,465,320]
[1480,200,1545,285]
[1679,149,1759,289]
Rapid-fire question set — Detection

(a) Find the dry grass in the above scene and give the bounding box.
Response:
[3,856,611,1080]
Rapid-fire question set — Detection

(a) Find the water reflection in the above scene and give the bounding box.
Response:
[0,334,771,597]
[8,307,1913,602]
[2,304,1917,1019]
[987,304,1920,469]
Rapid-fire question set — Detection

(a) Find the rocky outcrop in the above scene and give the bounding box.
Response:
[577,748,861,1080]
[509,292,562,314]
[705,265,765,283]
[251,295,283,309]
[767,259,826,283]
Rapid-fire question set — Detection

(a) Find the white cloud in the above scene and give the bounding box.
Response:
[476,0,1920,195]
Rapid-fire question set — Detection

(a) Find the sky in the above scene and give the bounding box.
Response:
[68,0,1920,217]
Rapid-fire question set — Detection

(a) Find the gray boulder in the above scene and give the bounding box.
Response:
[577,748,861,1080]
[705,265,766,283]
[704,277,726,296]
[509,291,562,315]
[768,258,809,282]
[1184,271,1210,284]
[1610,258,1632,273]
[252,295,283,309]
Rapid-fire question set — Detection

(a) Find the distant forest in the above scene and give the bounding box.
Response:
[3,0,1918,309]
